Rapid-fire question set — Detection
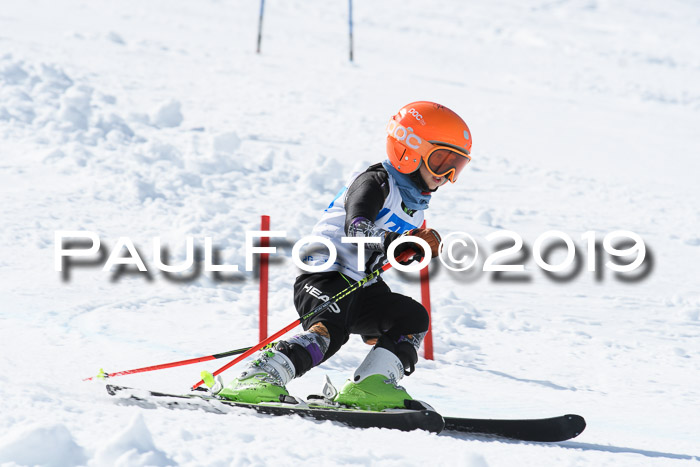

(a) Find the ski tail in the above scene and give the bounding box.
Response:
[443,414,586,442]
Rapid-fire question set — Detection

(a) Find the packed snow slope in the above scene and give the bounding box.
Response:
[1,0,699,465]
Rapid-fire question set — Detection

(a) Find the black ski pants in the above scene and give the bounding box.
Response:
[292,271,430,364]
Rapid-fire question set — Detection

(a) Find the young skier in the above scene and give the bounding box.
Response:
[210,101,472,410]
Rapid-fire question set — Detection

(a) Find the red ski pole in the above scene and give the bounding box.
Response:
[83,344,269,381]
[190,250,415,390]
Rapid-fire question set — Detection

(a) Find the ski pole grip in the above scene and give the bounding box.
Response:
[395,249,417,264]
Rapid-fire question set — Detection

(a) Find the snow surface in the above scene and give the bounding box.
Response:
[1,0,699,465]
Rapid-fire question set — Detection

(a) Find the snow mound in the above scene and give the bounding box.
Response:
[59,84,93,131]
[95,414,173,467]
[212,131,242,155]
[303,155,343,194]
[682,234,700,246]
[473,209,494,227]
[0,423,87,467]
[438,304,487,329]
[152,99,183,128]
[0,55,135,143]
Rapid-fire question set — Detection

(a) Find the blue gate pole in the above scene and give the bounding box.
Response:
[348,0,354,62]
[257,0,265,54]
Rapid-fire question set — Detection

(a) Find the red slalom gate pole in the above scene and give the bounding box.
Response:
[259,215,270,341]
[190,251,415,390]
[420,220,434,360]
[420,261,434,360]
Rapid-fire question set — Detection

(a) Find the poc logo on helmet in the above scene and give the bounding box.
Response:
[386,120,422,150]
[408,108,426,125]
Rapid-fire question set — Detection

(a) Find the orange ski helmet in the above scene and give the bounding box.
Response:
[386,101,472,183]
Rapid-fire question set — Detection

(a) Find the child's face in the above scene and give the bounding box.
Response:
[419,163,449,190]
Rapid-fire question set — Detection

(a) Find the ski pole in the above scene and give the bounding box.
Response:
[190,250,415,390]
[82,343,273,381]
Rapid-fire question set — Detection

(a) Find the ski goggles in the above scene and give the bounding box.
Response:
[424,147,471,183]
[396,135,472,183]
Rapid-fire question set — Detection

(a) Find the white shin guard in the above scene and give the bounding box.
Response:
[352,347,404,385]
[240,349,296,386]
